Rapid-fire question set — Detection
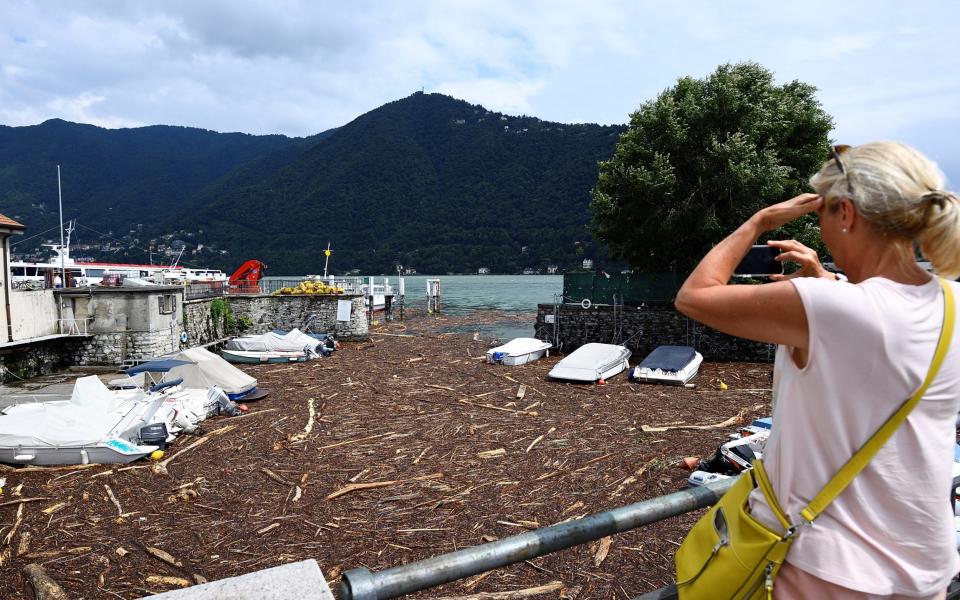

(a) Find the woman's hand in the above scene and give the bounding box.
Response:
[754,193,823,232]
[767,240,836,281]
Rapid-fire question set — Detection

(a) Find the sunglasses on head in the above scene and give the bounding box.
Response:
[829,144,852,175]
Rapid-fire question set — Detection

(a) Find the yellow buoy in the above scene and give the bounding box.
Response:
[150,450,165,461]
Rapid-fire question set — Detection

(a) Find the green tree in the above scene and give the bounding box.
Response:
[591,62,833,274]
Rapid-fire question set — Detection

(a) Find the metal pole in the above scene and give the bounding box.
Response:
[339,478,735,600]
[57,164,65,287]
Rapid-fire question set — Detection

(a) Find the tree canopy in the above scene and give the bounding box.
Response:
[590,62,833,274]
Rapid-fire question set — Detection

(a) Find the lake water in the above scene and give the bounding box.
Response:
[266,275,562,340]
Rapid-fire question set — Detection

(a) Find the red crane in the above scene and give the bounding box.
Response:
[228,260,268,294]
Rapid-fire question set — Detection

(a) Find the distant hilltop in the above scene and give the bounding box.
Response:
[0,93,624,275]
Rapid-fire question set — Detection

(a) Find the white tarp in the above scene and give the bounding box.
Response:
[165,347,256,397]
[0,376,144,447]
[224,329,322,356]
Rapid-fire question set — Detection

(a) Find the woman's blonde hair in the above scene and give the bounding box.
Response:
[809,141,960,278]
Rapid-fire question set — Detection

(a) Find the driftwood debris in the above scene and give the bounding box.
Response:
[288,397,317,443]
[432,581,564,599]
[641,411,747,433]
[144,546,183,567]
[326,473,443,500]
[145,575,191,588]
[0,312,773,599]
[3,503,24,546]
[22,563,69,600]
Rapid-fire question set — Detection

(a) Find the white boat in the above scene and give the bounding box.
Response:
[221,349,307,364]
[486,338,552,366]
[0,376,164,465]
[548,343,631,382]
[224,329,325,357]
[629,345,703,385]
[9,220,225,289]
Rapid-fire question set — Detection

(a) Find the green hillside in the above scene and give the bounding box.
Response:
[1,93,623,274]
[185,92,624,274]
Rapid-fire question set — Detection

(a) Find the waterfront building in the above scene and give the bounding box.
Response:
[0,213,26,342]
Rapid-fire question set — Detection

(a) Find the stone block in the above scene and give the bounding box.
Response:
[140,559,334,600]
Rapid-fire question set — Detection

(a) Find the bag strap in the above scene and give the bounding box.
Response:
[798,277,955,523]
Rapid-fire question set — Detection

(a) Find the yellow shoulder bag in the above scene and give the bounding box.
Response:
[675,278,955,600]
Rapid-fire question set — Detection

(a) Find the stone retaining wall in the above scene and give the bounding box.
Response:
[535,303,774,362]
[228,294,368,341]
[5,291,371,377]
[183,294,369,347]
[0,337,82,382]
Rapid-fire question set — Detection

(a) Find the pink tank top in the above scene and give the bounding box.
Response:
[749,276,960,596]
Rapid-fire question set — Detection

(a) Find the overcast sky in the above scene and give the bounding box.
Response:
[2,1,959,182]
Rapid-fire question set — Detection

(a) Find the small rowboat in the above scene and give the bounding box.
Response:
[486,338,552,366]
[221,350,307,364]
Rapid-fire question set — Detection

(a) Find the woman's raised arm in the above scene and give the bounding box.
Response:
[674,194,824,349]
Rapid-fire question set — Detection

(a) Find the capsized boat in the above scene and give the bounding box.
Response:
[486,338,552,366]
[221,349,307,364]
[0,376,164,465]
[548,343,631,382]
[629,345,703,385]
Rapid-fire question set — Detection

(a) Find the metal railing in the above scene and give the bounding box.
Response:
[228,277,395,297]
[339,478,735,600]
[339,474,960,600]
[184,280,226,300]
[58,317,91,336]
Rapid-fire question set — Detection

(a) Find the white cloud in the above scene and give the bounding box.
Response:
[0,0,958,182]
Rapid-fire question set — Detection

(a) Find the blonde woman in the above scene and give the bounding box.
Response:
[676,142,960,599]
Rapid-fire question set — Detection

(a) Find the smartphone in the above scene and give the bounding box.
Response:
[734,245,783,277]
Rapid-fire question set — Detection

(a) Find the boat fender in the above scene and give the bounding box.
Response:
[580,298,592,310]
[492,351,506,363]
[180,331,188,343]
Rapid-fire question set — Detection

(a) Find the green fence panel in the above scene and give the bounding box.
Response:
[562,272,681,305]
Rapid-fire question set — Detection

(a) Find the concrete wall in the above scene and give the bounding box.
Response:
[56,287,185,365]
[9,289,59,340]
[4,289,370,373]
[535,303,775,362]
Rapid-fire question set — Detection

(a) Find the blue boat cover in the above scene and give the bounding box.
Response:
[638,345,696,372]
[125,359,193,375]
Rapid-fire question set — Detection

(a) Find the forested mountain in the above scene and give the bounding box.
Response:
[1,93,624,274]
[0,120,304,238]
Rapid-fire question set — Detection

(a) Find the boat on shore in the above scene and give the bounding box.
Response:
[486,338,551,366]
[0,376,165,465]
[9,221,225,289]
[548,343,631,382]
[629,345,703,385]
[221,349,308,364]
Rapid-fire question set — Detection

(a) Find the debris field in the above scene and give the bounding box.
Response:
[0,311,772,599]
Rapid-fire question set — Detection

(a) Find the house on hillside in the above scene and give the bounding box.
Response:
[582,258,594,270]
[546,265,559,274]
[477,267,490,275]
